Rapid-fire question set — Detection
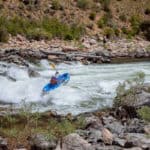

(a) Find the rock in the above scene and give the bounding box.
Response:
[28,134,57,150]
[123,147,142,150]
[124,133,150,149]
[113,137,126,147]
[95,50,110,58]
[101,128,113,145]
[144,125,150,134]
[62,133,92,150]
[104,121,125,135]
[48,55,59,61]
[94,145,122,150]
[102,116,116,125]
[84,115,103,129]
[125,118,145,133]
[87,129,102,143]
[76,129,90,139]
[28,68,40,77]
[0,136,8,150]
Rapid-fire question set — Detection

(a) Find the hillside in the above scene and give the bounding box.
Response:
[0,0,150,42]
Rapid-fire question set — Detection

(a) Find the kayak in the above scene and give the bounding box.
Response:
[42,73,70,93]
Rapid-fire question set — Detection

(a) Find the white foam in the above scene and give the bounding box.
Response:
[0,60,150,114]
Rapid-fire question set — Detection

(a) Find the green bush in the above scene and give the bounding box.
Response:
[77,0,91,9]
[130,15,141,35]
[97,14,109,28]
[103,27,114,38]
[0,16,85,41]
[89,12,96,20]
[138,106,150,122]
[0,27,9,42]
[114,72,145,107]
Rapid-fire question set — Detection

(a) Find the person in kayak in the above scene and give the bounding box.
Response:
[50,71,59,85]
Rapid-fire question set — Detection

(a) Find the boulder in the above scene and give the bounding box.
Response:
[101,128,113,145]
[104,121,125,135]
[28,134,57,150]
[62,133,92,150]
[84,115,103,130]
[124,133,150,149]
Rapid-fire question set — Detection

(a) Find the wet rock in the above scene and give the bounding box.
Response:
[95,50,110,58]
[28,134,57,150]
[0,136,8,150]
[62,133,92,150]
[28,68,40,77]
[101,128,113,145]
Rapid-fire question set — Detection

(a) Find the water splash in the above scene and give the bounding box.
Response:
[0,60,150,115]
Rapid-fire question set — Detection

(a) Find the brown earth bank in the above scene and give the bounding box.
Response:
[0,35,150,66]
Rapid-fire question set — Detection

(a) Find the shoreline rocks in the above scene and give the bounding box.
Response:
[0,36,149,66]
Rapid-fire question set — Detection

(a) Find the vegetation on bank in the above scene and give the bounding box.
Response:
[114,71,145,107]
[114,72,150,122]
[138,106,150,122]
[0,16,85,42]
[0,102,85,149]
[0,0,150,42]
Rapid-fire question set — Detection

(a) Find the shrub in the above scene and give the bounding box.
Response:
[145,8,150,15]
[103,27,114,38]
[100,0,111,12]
[0,16,85,41]
[114,72,145,107]
[26,28,52,40]
[97,14,109,28]
[140,20,150,41]
[77,0,91,9]
[51,0,63,10]
[89,12,96,20]
[130,15,141,35]
[0,27,9,42]
[138,106,150,122]
[119,14,127,22]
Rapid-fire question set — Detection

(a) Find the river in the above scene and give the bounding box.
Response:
[0,60,150,115]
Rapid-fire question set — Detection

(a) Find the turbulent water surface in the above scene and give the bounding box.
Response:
[0,60,150,114]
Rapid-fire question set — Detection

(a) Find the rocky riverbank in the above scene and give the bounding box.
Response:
[0,36,150,66]
[0,82,150,150]
[0,105,149,150]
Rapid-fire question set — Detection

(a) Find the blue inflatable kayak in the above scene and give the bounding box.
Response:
[42,73,70,93]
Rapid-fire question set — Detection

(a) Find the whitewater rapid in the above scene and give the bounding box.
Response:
[0,60,150,114]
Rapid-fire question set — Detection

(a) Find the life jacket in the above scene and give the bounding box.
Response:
[50,76,57,84]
